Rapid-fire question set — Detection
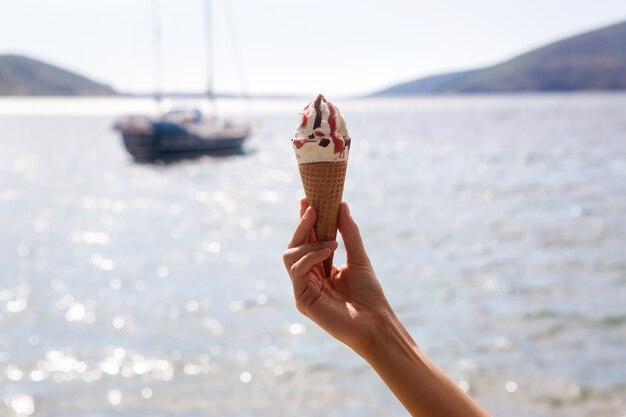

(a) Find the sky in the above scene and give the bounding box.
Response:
[1,0,625,97]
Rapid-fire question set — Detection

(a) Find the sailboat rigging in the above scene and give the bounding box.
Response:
[114,0,253,160]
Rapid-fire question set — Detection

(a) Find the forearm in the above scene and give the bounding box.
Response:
[356,311,491,417]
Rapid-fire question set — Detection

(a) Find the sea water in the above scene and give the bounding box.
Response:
[0,94,625,417]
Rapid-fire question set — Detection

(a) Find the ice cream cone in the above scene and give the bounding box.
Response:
[299,160,347,277]
[292,94,351,277]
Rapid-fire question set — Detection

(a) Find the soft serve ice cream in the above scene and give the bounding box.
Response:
[292,94,351,164]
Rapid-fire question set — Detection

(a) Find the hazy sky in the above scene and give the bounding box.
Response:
[1,0,625,96]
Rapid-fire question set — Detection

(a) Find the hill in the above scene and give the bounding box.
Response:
[372,20,626,95]
[371,69,482,96]
[0,54,116,96]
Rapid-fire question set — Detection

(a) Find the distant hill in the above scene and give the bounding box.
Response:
[372,69,482,96]
[0,54,116,96]
[372,20,626,96]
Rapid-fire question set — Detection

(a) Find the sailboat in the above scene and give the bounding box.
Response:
[114,0,252,160]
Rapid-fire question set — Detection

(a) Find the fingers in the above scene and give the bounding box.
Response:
[338,202,371,267]
[298,197,317,242]
[288,206,316,248]
[283,241,338,271]
[290,248,331,278]
[299,197,308,218]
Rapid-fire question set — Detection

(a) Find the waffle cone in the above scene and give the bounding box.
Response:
[298,160,348,277]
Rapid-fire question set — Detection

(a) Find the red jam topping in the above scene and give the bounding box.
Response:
[300,112,309,128]
[326,102,345,154]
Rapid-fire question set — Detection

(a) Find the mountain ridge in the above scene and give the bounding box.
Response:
[0,54,116,96]
[372,19,626,96]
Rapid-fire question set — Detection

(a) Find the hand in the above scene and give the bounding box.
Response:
[283,199,492,417]
[283,198,392,353]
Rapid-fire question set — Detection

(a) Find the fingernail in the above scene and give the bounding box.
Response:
[322,241,337,249]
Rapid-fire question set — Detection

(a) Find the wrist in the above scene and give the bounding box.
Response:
[353,307,417,361]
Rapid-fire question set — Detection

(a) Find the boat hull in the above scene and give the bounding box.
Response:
[121,132,248,160]
[114,112,252,160]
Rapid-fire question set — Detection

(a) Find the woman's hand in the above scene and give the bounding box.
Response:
[283,199,489,417]
[283,198,492,417]
[283,198,392,353]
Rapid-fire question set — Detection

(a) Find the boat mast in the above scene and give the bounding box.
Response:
[152,0,164,108]
[204,0,217,117]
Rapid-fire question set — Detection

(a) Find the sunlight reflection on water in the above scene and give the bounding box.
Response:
[0,95,625,417]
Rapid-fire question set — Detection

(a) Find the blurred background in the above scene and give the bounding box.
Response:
[1,1,626,416]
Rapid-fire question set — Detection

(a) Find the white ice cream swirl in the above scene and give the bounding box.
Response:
[292,94,351,164]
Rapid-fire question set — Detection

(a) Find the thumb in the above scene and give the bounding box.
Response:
[338,202,371,267]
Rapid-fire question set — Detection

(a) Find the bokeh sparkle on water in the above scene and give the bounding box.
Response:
[0,95,625,417]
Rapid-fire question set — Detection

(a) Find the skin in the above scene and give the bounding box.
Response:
[283,198,492,417]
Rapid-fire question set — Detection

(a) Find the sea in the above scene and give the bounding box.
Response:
[0,94,625,417]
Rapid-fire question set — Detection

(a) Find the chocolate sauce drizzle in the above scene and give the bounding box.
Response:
[312,94,324,130]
